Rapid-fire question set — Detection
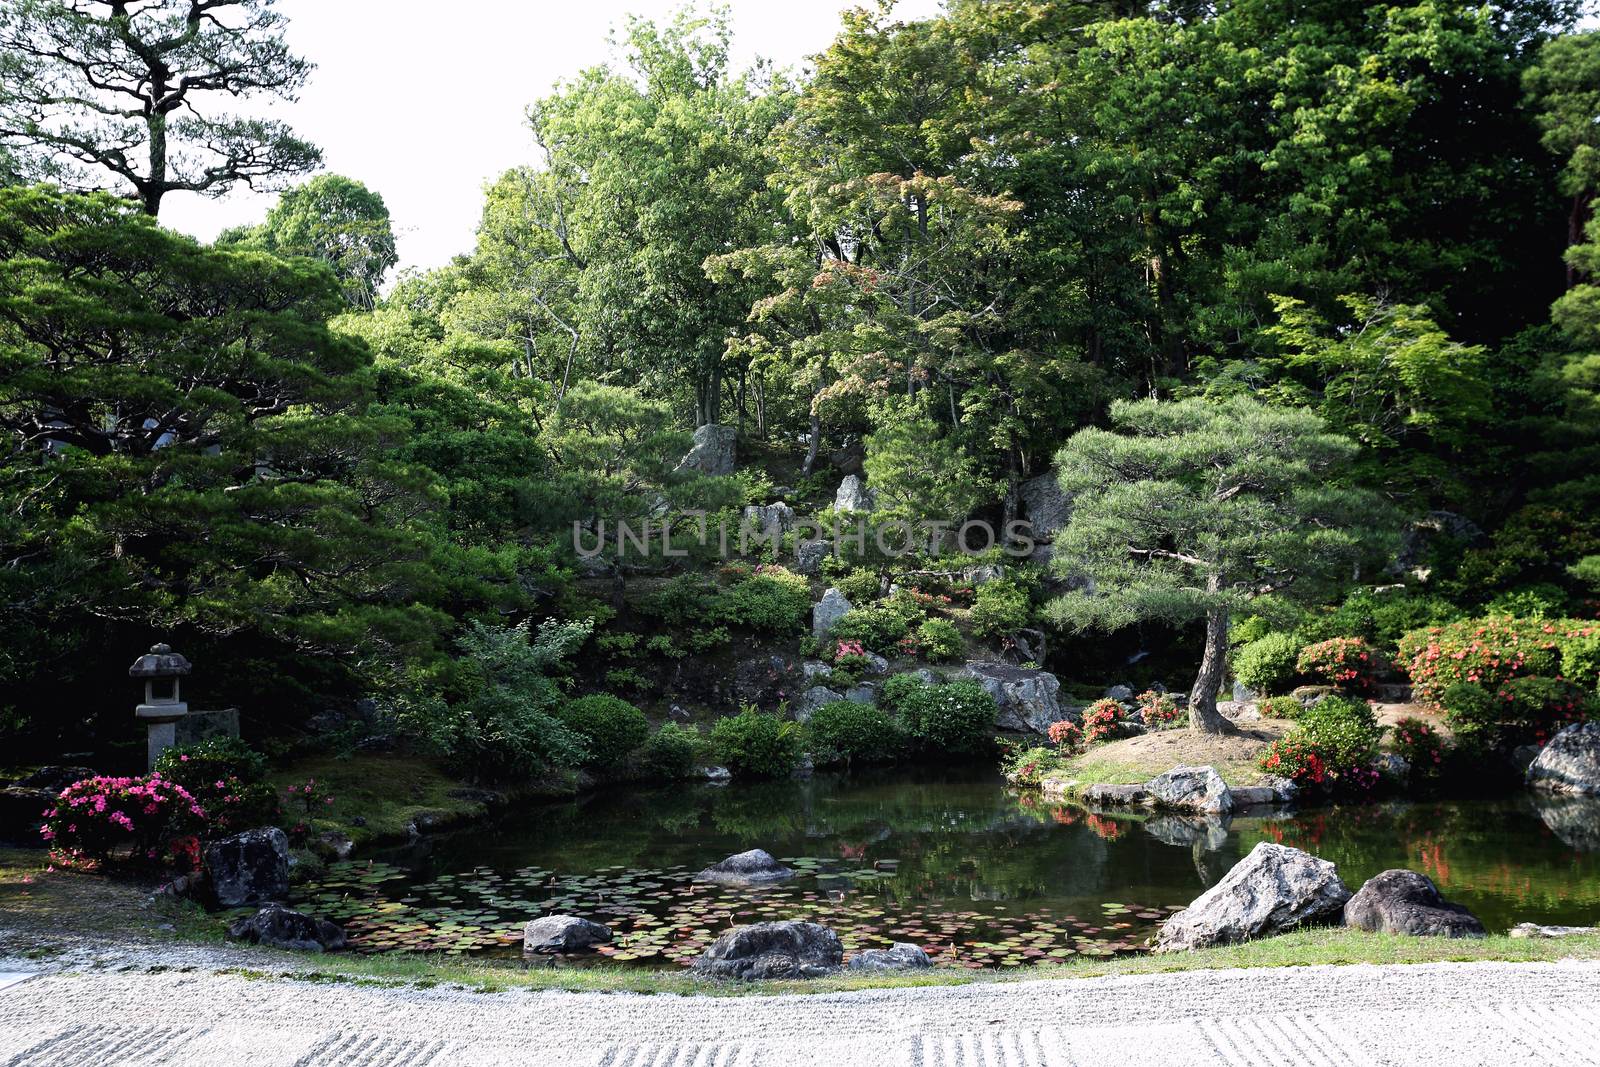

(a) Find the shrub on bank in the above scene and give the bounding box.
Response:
[1390,716,1445,783]
[893,679,996,755]
[968,579,1029,639]
[1082,699,1123,744]
[1259,695,1301,719]
[154,738,281,832]
[639,722,704,779]
[808,700,904,765]
[1233,633,1302,693]
[830,594,926,651]
[1257,696,1384,796]
[914,618,964,662]
[556,694,650,768]
[1136,690,1181,729]
[1297,637,1386,692]
[719,567,812,633]
[43,773,207,870]
[710,706,803,777]
[1397,616,1564,705]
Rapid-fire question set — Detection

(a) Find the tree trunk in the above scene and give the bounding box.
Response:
[141,110,168,216]
[1187,603,1235,735]
[801,409,822,476]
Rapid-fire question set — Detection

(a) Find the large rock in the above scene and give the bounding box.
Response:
[695,848,797,886]
[848,942,931,972]
[522,914,613,953]
[1344,870,1485,939]
[1156,842,1351,952]
[1527,722,1600,796]
[961,661,1070,735]
[741,502,796,539]
[844,684,878,706]
[693,920,843,980]
[1018,470,1071,541]
[677,423,737,476]
[812,588,853,639]
[794,540,833,576]
[204,827,290,907]
[834,474,876,513]
[1145,766,1233,815]
[227,904,346,952]
[795,685,843,722]
[1391,510,1486,579]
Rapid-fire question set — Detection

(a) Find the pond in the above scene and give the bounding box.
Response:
[294,769,1600,968]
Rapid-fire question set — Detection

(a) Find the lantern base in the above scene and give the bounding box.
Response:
[146,721,177,771]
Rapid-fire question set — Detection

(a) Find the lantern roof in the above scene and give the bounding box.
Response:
[129,642,191,678]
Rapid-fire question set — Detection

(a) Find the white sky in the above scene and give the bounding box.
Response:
[159,0,945,275]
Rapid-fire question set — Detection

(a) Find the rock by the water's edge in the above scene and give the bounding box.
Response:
[693,920,843,980]
[848,942,931,972]
[204,827,290,907]
[1156,842,1351,952]
[1344,870,1485,938]
[227,904,346,952]
[522,915,613,953]
[1527,721,1600,796]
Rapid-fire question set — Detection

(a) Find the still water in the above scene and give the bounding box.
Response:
[295,769,1600,967]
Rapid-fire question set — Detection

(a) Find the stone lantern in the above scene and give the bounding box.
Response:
[130,642,191,770]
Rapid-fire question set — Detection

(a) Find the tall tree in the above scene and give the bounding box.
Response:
[1047,396,1391,733]
[0,0,319,215]
[1524,31,1600,287]
[223,174,398,309]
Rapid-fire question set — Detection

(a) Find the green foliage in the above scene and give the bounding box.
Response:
[1233,634,1303,694]
[1486,584,1570,618]
[639,574,719,627]
[1296,637,1386,693]
[1443,674,1594,753]
[968,580,1030,640]
[915,618,963,662]
[1259,696,1302,720]
[1295,588,1466,650]
[1391,717,1446,784]
[1397,616,1570,704]
[1441,682,1504,754]
[832,568,883,605]
[638,722,704,780]
[807,700,904,766]
[893,679,995,756]
[154,738,280,833]
[829,593,925,651]
[718,568,812,634]
[222,175,396,308]
[402,620,591,782]
[708,706,803,778]
[555,694,650,769]
[1259,696,1384,796]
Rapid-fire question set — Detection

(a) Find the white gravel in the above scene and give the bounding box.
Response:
[0,947,1597,1066]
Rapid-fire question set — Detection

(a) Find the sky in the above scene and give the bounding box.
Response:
[159,0,945,277]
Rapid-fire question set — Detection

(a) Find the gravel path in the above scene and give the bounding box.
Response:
[1,956,1597,1066]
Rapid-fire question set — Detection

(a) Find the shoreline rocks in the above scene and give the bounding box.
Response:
[1156,842,1351,952]
[848,942,930,972]
[1527,722,1600,796]
[227,904,346,952]
[695,848,796,886]
[522,915,612,953]
[1344,870,1485,939]
[961,661,1071,735]
[204,827,289,907]
[693,920,843,979]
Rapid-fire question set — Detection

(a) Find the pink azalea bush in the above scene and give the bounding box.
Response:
[42,773,206,869]
[1296,637,1386,692]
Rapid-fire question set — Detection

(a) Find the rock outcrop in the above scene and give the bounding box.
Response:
[1343,870,1485,938]
[522,915,613,953]
[1145,766,1233,815]
[961,661,1071,735]
[1018,470,1071,541]
[695,848,797,886]
[812,588,853,640]
[204,827,290,907]
[1527,721,1600,796]
[693,921,843,980]
[677,424,737,476]
[1156,843,1351,952]
[834,474,876,513]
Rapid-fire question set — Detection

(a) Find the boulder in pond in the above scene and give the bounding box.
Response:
[848,942,931,972]
[1344,870,1485,938]
[677,423,737,476]
[227,904,346,952]
[1527,721,1600,796]
[1156,842,1351,953]
[695,848,796,886]
[204,827,289,907]
[522,914,613,953]
[1144,765,1233,815]
[693,920,843,979]
[961,661,1070,735]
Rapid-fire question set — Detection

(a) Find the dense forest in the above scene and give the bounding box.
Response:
[1,0,1597,785]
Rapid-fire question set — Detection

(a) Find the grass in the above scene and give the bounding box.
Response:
[1043,723,1293,790]
[3,846,1596,996]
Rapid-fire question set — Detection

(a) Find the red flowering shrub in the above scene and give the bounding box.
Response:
[1046,719,1083,752]
[1136,690,1181,729]
[1257,696,1383,796]
[1390,716,1445,782]
[1296,637,1385,692]
[1082,699,1123,745]
[1495,676,1594,746]
[1397,617,1564,706]
[42,773,206,869]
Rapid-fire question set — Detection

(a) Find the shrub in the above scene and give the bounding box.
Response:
[710,706,803,777]
[830,601,922,651]
[896,679,996,755]
[719,567,811,633]
[1486,583,1569,619]
[1561,630,1600,692]
[880,673,931,713]
[1046,718,1083,752]
[808,701,904,766]
[1002,744,1060,786]
[969,579,1029,639]
[154,739,280,833]
[833,568,883,604]
[1082,698,1123,744]
[638,573,718,626]
[43,773,207,869]
[1296,637,1386,692]
[1136,690,1181,730]
[1496,675,1595,746]
[555,694,650,768]
[639,722,703,779]
[1390,716,1444,782]
[1259,695,1302,719]
[1258,696,1383,796]
[1397,617,1563,705]
[915,618,963,662]
[1440,682,1502,753]
[1233,633,1302,693]
[1296,587,1464,648]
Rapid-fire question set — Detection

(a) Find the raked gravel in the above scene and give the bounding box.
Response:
[0,952,1597,1066]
